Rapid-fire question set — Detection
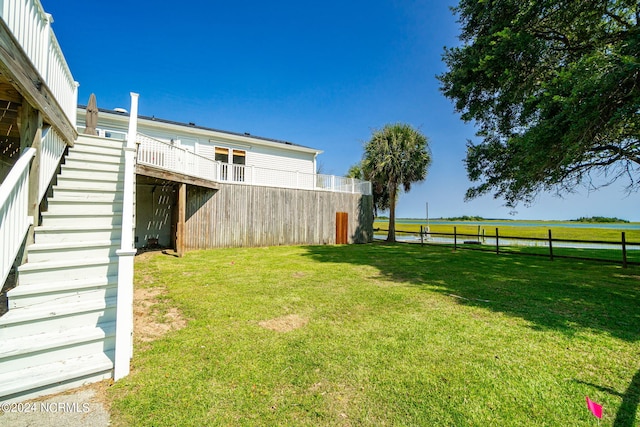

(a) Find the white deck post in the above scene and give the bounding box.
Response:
[114,92,139,380]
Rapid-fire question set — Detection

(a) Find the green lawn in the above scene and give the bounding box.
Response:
[110,243,640,426]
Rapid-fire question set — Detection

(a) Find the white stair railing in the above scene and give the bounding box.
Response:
[0,148,36,287]
[38,127,66,202]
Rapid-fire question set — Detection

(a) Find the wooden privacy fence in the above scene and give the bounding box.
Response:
[375,227,640,268]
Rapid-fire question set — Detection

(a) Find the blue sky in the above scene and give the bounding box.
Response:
[43,0,638,221]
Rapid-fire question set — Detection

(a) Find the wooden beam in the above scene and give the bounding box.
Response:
[136,163,220,190]
[0,19,76,146]
[176,183,186,257]
[0,81,22,104]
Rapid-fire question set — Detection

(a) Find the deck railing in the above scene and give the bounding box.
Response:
[0,0,78,125]
[136,134,220,182]
[0,148,35,287]
[136,133,371,194]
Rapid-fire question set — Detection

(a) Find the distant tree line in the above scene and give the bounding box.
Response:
[571,216,629,223]
[443,215,486,221]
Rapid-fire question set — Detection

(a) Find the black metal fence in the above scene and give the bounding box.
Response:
[374,227,640,268]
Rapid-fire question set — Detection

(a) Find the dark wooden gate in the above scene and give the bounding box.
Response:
[336,212,348,244]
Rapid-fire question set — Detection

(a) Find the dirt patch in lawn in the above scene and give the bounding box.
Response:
[134,287,187,343]
[259,314,308,333]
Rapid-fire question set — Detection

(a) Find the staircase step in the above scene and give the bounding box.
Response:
[0,323,116,375]
[27,240,121,262]
[71,141,124,155]
[65,151,123,164]
[40,212,123,227]
[9,275,117,297]
[9,274,118,309]
[62,157,125,173]
[46,199,123,215]
[9,287,117,310]
[50,186,124,201]
[34,225,123,244]
[0,352,114,403]
[0,296,117,340]
[75,136,126,150]
[7,275,118,309]
[59,167,123,182]
[56,176,124,192]
[18,257,119,285]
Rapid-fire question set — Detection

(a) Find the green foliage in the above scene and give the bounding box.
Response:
[362,123,432,241]
[440,0,640,207]
[571,216,630,223]
[345,163,364,179]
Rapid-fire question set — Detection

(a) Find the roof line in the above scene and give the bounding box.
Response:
[77,105,318,151]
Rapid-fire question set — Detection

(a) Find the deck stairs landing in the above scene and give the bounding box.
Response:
[0,135,125,403]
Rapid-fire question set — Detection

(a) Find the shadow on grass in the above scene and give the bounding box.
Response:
[575,367,640,426]
[301,242,640,342]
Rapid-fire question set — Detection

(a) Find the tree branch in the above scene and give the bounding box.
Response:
[591,144,640,166]
[604,10,632,29]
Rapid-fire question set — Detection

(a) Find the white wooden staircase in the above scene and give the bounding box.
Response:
[0,136,125,403]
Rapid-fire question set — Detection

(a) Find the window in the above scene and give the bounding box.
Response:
[232,150,246,165]
[215,147,229,163]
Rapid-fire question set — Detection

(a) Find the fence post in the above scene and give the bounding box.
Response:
[495,228,499,255]
[454,226,457,250]
[622,232,627,269]
[420,225,424,247]
[548,229,554,261]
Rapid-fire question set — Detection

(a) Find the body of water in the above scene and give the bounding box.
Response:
[377,219,640,230]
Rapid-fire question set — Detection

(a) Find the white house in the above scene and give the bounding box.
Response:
[0,0,372,404]
[77,106,372,251]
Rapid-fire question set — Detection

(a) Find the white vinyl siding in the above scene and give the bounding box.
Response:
[82,110,318,177]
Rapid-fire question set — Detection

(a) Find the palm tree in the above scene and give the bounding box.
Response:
[362,124,432,242]
[346,163,363,180]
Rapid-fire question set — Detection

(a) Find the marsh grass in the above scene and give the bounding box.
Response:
[110,244,640,426]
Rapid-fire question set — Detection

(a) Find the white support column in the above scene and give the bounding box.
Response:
[114,92,139,381]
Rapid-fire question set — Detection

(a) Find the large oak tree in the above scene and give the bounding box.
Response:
[440,0,639,207]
